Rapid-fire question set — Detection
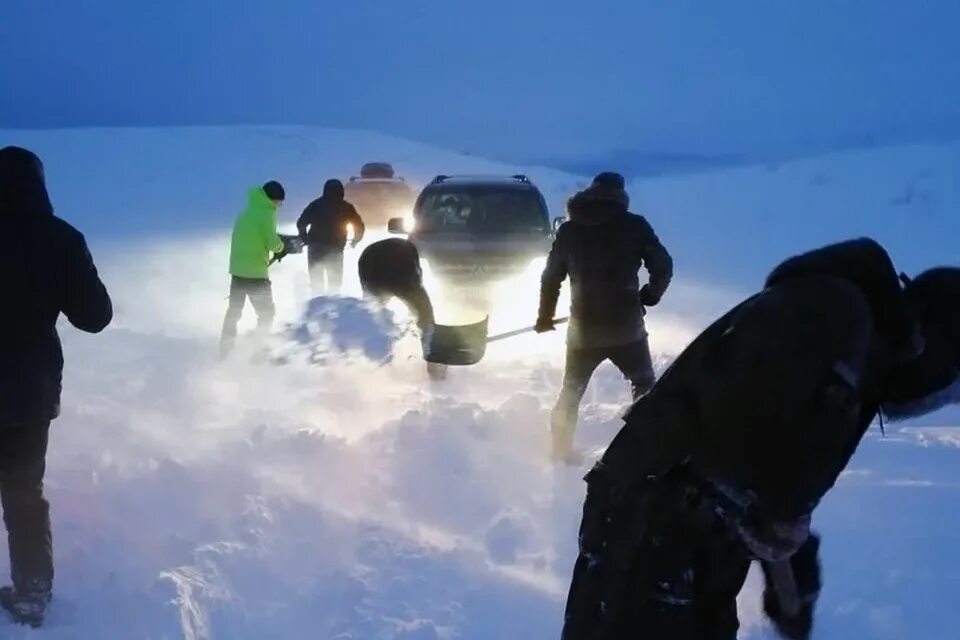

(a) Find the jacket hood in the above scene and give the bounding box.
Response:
[0,146,53,219]
[247,186,277,211]
[323,179,345,200]
[905,266,960,357]
[881,266,960,410]
[566,187,629,227]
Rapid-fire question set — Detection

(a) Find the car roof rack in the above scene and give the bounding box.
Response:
[348,176,405,183]
[430,174,531,185]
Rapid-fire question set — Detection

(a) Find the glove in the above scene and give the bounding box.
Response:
[270,248,289,265]
[763,591,814,640]
[639,285,660,307]
[534,317,556,333]
[761,535,821,640]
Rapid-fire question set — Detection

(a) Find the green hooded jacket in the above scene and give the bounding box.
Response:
[229,186,284,279]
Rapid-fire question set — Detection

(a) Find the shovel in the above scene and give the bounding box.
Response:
[425,317,569,365]
[269,234,306,266]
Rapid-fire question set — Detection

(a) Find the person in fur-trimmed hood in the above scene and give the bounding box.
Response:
[536,171,673,462]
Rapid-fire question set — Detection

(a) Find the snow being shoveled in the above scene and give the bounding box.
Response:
[0,126,957,639]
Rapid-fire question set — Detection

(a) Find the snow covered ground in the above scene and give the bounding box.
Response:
[0,126,957,638]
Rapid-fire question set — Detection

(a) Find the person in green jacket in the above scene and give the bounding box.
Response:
[219,181,286,357]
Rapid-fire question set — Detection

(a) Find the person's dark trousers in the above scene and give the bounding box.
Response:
[219,276,276,357]
[307,244,344,295]
[561,471,750,640]
[0,422,52,597]
[551,338,656,460]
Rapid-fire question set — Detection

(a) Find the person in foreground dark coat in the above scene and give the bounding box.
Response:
[537,172,673,461]
[561,237,959,640]
[0,146,113,627]
[297,179,366,294]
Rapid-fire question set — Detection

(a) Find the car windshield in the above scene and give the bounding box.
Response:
[417,187,547,234]
[344,182,414,213]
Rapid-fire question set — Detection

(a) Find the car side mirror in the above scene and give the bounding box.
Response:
[552,216,566,232]
[387,217,406,234]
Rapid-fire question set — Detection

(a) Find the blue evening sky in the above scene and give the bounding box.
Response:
[2,1,958,160]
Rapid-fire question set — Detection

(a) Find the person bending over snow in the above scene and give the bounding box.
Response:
[358,237,437,360]
[561,237,959,640]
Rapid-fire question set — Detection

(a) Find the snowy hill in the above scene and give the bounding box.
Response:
[0,127,584,239]
[635,142,959,287]
[0,126,957,638]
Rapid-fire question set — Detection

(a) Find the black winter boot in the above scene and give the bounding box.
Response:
[0,585,50,628]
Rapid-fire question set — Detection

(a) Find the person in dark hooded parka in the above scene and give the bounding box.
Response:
[560,237,960,640]
[0,146,112,627]
[297,179,366,294]
[537,172,673,461]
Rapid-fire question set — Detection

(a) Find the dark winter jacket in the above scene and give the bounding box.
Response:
[597,275,873,520]
[358,238,435,332]
[539,188,673,348]
[598,238,955,516]
[0,146,113,425]
[762,238,959,459]
[563,238,960,640]
[297,179,366,250]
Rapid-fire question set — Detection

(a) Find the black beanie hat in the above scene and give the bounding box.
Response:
[592,171,626,190]
[584,171,629,208]
[263,180,285,202]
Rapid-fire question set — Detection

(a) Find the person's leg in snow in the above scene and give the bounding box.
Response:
[219,276,249,357]
[306,244,327,294]
[247,278,276,338]
[219,277,274,358]
[607,338,657,401]
[0,421,53,627]
[550,340,655,462]
[246,278,275,362]
[322,249,344,294]
[551,346,607,462]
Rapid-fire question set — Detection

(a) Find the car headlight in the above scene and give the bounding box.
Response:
[398,210,416,233]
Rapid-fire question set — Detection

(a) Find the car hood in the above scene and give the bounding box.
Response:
[413,232,550,272]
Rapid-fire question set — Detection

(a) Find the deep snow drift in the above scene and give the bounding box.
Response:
[0,126,957,639]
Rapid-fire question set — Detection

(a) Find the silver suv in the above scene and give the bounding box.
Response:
[388,174,556,316]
